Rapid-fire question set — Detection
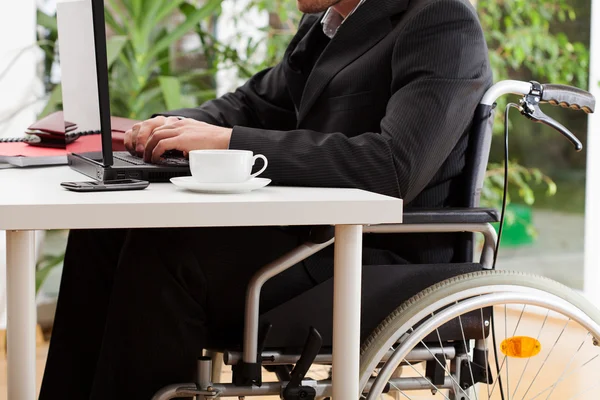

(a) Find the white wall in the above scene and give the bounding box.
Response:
[0,1,39,139]
[0,0,39,329]
[585,0,600,308]
[215,0,267,96]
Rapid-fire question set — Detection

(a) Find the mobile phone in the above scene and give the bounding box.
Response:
[60,179,149,192]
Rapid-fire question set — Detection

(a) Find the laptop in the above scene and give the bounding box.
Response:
[58,0,190,182]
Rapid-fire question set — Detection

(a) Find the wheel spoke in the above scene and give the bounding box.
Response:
[435,316,450,368]
[505,304,527,400]
[505,304,510,400]
[388,380,414,399]
[565,381,600,400]
[417,338,469,398]
[542,331,590,400]
[512,304,527,336]
[457,304,479,400]
[510,308,550,398]
[527,353,599,400]
[359,272,600,400]
[520,318,570,400]
[491,306,549,399]
[404,359,452,400]
[391,319,469,399]
[488,353,507,397]
[480,307,491,400]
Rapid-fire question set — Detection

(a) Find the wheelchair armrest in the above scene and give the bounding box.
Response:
[402,208,500,224]
[305,208,499,244]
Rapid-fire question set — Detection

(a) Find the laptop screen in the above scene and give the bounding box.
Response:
[57,0,113,166]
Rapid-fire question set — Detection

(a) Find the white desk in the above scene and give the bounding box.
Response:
[0,166,403,399]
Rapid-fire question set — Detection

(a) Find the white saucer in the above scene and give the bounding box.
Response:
[170,176,271,194]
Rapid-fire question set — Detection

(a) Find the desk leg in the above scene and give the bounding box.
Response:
[332,225,362,399]
[6,230,37,400]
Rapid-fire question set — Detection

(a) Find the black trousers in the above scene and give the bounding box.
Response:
[39,227,324,400]
[40,226,405,400]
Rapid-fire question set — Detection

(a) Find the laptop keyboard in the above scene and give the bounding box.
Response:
[114,152,189,167]
[114,152,146,165]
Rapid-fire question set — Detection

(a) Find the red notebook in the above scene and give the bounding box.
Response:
[0,136,101,167]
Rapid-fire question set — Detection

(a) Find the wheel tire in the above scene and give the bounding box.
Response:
[359,270,600,395]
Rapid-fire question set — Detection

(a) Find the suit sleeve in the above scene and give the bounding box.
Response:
[158,62,297,131]
[228,0,491,202]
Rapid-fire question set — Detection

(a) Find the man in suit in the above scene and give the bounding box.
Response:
[40,0,492,398]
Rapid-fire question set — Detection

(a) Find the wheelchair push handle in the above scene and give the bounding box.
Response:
[518,81,593,152]
[539,83,596,114]
[522,105,584,151]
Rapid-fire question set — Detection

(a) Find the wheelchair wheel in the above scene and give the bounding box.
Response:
[359,270,600,400]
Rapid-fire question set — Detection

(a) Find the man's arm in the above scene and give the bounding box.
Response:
[125,60,298,156]
[160,62,297,132]
[124,15,312,156]
[228,0,491,201]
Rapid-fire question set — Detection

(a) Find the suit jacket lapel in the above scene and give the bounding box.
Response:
[297,0,409,123]
[283,14,323,113]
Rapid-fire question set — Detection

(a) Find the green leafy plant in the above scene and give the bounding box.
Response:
[240,0,301,75]
[105,0,223,118]
[36,253,65,293]
[482,161,558,239]
[482,162,557,208]
[39,0,222,120]
[479,0,588,87]
[477,0,589,217]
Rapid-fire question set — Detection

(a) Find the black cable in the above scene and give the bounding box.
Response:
[0,130,100,144]
[490,102,520,400]
[491,103,520,270]
[67,130,102,138]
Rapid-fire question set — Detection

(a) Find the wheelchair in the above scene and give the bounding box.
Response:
[153,80,600,399]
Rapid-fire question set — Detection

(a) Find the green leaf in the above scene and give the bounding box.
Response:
[110,0,133,17]
[140,0,180,45]
[106,36,128,68]
[131,0,143,23]
[519,187,535,205]
[546,180,557,196]
[154,0,186,26]
[104,8,126,35]
[35,253,64,294]
[158,76,183,110]
[147,0,221,60]
[37,9,57,32]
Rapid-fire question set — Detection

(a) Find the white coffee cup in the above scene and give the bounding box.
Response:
[188,149,268,183]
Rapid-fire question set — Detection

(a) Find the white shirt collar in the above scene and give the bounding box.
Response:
[321,0,367,39]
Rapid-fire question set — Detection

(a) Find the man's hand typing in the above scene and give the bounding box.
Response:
[124,116,180,157]
[124,116,232,163]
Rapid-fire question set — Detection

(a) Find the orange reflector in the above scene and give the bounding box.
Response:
[500,336,542,358]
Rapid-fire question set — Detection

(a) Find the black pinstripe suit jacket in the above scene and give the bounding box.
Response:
[162,0,493,273]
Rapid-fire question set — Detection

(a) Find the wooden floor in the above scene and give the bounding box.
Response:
[0,344,292,400]
[0,346,47,400]
[1,309,598,400]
